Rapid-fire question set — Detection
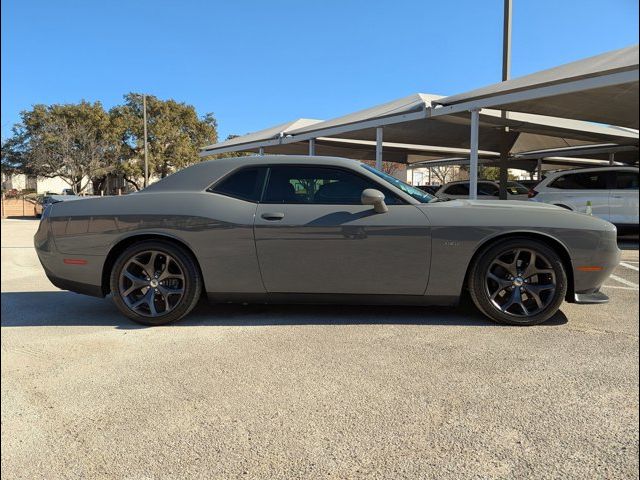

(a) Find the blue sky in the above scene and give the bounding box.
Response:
[1,0,638,141]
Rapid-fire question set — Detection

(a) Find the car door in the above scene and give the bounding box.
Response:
[253,165,431,295]
[547,171,610,220]
[609,169,639,225]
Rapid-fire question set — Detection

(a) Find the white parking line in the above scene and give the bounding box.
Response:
[609,274,639,288]
[603,284,639,291]
[620,262,639,271]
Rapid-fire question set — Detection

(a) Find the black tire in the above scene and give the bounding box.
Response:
[109,240,202,326]
[468,238,567,326]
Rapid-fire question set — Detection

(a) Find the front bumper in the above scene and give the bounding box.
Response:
[573,291,609,304]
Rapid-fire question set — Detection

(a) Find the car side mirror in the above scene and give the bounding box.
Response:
[361,188,388,213]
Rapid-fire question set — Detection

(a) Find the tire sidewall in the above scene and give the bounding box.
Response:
[469,238,568,326]
[109,240,202,326]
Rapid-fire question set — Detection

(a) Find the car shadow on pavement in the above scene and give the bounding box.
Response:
[0,291,568,329]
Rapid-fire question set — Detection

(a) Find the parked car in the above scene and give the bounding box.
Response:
[517,179,541,190]
[529,166,639,231]
[35,155,620,327]
[416,185,440,195]
[436,180,530,200]
[34,194,80,218]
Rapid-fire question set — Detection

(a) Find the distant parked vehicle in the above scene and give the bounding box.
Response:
[416,185,439,195]
[34,194,81,218]
[517,179,541,190]
[529,166,639,231]
[435,180,530,201]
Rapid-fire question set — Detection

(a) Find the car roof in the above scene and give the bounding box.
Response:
[142,155,370,193]
[441,180,496,186]
[46,195,79,201]
[546,166,639,177]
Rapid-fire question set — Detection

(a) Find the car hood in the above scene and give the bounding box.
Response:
[417,198,616,232]
[427,199,563,210]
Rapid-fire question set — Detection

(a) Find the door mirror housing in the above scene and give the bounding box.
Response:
[361,188,388,213]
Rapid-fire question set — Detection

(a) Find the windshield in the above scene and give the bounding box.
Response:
[361,164,436,203]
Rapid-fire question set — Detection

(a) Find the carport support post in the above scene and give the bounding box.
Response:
[537,159,542,180]
[376,127,383,170]
[498,0,512,200]
[498,144,509,199]
[469,109,480,200]
[309,138,316,156]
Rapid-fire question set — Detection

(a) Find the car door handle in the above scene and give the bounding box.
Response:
[261,212,285,221]
[611,195,623,199]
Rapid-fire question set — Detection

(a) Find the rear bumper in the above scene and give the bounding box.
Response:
[34,217,106,298]
[42,265,104,298]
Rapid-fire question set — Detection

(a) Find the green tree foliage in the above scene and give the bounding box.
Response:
[2,94,219,192]
[1,101,113,193]
[480,166,518,181]
[110,94,218,189]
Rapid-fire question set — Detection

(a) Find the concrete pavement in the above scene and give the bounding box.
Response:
[2,219,638,479]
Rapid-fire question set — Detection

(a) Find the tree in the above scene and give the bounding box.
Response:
[2,102,113,193]
[429,165,458,184]
[111,94,218,189]
[480,166,518,181]
[362,160,402,176]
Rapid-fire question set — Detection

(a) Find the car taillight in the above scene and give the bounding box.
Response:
[528,189,538,198]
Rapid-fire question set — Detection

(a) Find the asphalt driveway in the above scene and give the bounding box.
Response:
[2,219,638,479]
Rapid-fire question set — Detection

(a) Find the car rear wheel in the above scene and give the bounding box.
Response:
[468,238,567,326]
[109,240,202,325]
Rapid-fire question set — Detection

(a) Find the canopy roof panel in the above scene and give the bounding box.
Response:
[433,45,639,128]
[201,118,322,155]
[289,93,442,136]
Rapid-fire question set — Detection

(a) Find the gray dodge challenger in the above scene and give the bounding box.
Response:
[34,156,621,326]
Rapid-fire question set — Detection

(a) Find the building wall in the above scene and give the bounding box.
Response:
[36,176,75,194]
[1,174,92,194]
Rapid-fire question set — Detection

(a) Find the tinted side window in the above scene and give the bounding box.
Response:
[445,184,469,195]
[263,166,401,205]
[614,171,639,190]
[478,183,498,196]
[550,172,608,190]
[209,167,267,202]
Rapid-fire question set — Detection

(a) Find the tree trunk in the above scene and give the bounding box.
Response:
[123,176,141,191]
[92,176,106,195]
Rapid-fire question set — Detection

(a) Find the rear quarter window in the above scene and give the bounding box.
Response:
[208,167,267,202]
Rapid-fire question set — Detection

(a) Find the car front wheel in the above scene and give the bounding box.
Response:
[468,238,567,326]
[110,240,202,325]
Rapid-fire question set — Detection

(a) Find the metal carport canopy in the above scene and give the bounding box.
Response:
[282,93,637,152]
[200,118,323,156]
[201,93,637,162]
[411,155,626,171]
[431,44,640,129]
